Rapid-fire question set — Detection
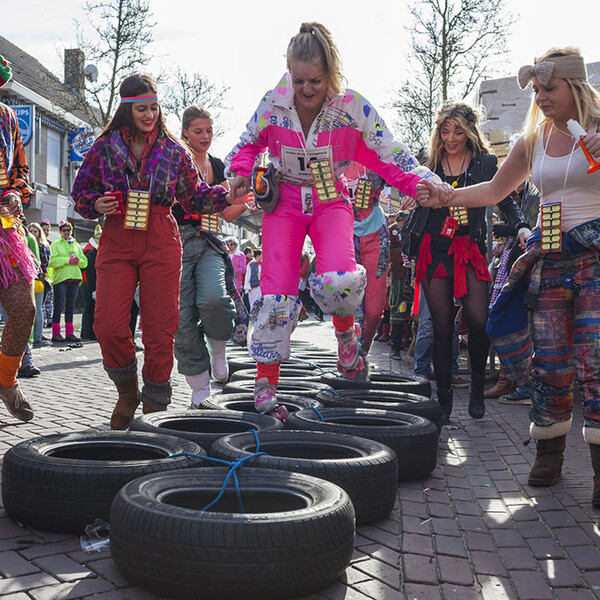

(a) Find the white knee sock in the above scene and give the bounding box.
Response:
[206,338,228,382]
[186,371,211,408]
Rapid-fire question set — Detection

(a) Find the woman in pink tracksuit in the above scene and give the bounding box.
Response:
[226,22,444,419]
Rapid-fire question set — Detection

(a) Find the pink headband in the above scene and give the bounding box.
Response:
[120,94,158,104]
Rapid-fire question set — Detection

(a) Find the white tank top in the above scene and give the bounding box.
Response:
[531,125,600,231]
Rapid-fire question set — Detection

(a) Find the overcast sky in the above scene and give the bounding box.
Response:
[5,0,599,158]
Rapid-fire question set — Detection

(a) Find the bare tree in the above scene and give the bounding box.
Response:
[160,67,231,138]
[71,0,156,128]
[391,0,515,150]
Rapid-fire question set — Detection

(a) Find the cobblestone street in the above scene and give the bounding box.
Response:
[0,316,599,599]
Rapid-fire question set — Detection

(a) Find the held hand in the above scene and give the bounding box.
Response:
[400,195,418,211]
[517,227,532,249]
[416,179,440,208]
[244,199,260,214]
[437,182,455,207]
[0,193,21,217]
[69,256,80,265]
[230,175,251,200]
[95,194,120,215]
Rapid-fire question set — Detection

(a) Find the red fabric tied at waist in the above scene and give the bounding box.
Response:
[416,233,489,298]
[449,235,490,298]
[416,232,432,285]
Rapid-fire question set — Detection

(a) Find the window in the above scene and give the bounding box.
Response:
[47,130,61,188]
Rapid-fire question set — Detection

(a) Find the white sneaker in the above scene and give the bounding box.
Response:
[186,372,211,409]
[207,338,229,382]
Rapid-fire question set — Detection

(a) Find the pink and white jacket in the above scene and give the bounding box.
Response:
[225,73,438,214]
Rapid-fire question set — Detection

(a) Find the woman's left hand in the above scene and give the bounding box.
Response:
[517,227,532,249]
[400,195,417,211]
[1,193,21,217]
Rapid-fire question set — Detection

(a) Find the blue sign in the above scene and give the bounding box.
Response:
[13,105,34,146]
[69,128,95,162]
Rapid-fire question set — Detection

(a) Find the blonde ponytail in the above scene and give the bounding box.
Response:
[286,22,345,95]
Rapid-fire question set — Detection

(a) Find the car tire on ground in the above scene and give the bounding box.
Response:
[201,392,323,413]
[316,388,442,431]
[319,371,431,397]
[210,429,398,524]
[129,409,283,450]
[110,467,355,600]
[285,407,439,480]
[1,431,206,533]
[222,379,331,398]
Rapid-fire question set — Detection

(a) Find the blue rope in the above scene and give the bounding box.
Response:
[309,406,326,422]
[322,387,339,397]
[169,448,268,513]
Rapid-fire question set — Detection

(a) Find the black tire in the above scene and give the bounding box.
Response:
[227,356,319,375]
[230,367,324,383]
[320,371,431,396]
[223,379,331,398]
[201,392,323,413]
[210,430,398,524]
[110,468,355,600]
[316,388,442,431]
[129,409,283,450]
[285,408,439,480]
[1,431,206,534]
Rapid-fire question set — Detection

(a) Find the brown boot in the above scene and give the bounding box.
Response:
[484,366,516,399]
[110,379,140,430]
[142,403,167,415]
[528,434,567,486]
[590,444,600,509]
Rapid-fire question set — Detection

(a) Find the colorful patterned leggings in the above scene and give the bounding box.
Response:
[529,250,600,429]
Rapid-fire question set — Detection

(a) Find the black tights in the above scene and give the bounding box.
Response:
[421,272,490,389]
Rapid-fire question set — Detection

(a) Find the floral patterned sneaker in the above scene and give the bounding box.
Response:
[335,324,361,371]
[254,377,289,421]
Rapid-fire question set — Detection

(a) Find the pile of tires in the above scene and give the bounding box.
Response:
[286,407,439,481]
[210,430,398,524]
[110,468,355,599]
[1,431,206,533]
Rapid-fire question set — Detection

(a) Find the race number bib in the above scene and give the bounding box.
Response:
[280,145,334,185]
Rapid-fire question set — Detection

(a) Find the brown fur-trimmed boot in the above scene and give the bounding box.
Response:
[484,366,516,399]
[528,431,568,487]
[110,379,141,430]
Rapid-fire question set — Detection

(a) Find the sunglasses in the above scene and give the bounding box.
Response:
[60,228,72,232]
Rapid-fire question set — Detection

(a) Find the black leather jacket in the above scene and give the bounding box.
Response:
[401,152,529,258]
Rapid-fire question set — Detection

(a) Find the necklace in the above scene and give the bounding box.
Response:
[444,152,468,188]
[197,155,210,182]
[552,123,574,139]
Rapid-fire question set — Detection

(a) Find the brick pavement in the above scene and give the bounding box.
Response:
[0,316,599,599]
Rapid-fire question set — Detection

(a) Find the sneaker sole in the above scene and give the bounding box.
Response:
[499,398,531,405]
